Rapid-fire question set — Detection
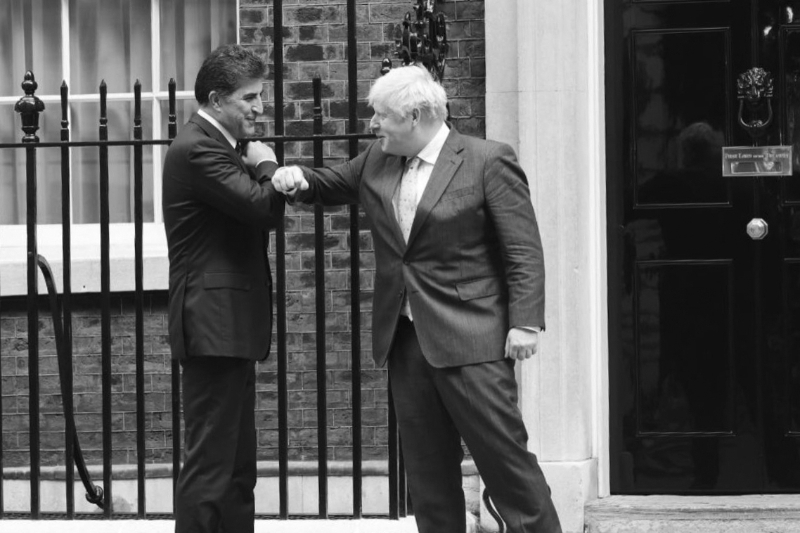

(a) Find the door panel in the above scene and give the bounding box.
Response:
[634,261,734,436]
[607,0,800,493]
[632,29,730,206]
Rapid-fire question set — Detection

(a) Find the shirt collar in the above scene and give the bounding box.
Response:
[414,122,450,166]
[198,109,238,149]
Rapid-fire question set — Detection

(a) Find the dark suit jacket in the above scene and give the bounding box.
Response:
[295,126,545,368]
[162,113,283,361]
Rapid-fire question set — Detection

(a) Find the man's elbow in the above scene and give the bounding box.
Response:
[239,197,285,228]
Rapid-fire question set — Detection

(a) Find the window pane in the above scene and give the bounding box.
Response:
[0,104,63,224]
[69,0,152,94]
[71,101,154,224]
[0,0,63,96]
[160,0,238,91]
[160,99,199,139]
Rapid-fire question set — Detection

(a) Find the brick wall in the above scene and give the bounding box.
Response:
[0,0,486,470]
[1,293,175,467]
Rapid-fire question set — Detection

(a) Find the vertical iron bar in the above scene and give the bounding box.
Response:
[99,80,113,517]
[399,437,408,517]
[388,383,399,519]
[312,76,328,519]
[0,248,3,520]
[167,78,182,514]
[25,97,41,522]
[346,0,362,518]
[0,224,3,520]
[273,0,289,518]
[133,80,147,518]
[60,80,76,518]
[15,70,45,519]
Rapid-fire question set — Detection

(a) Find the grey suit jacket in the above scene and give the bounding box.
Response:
[162,113,284,361]
[295,126,545,368]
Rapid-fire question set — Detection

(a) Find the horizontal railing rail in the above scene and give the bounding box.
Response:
[0,133,374,150]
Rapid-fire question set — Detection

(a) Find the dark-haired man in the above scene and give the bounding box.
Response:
[162,44,284,533]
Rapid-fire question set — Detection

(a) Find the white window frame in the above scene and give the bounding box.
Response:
[0,0,240,296]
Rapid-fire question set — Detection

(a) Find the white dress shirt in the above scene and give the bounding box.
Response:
[197,109,277,165]
[392,122,450,225]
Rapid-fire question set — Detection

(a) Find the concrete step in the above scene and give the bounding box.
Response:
[585,495,800,533]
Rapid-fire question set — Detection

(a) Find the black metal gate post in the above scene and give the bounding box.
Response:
[14,70,45,519]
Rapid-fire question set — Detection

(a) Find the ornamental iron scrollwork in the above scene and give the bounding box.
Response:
[737,67,774,142]
[390,0,449,81]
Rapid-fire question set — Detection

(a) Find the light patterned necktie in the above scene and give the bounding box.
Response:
[398,156,421,242]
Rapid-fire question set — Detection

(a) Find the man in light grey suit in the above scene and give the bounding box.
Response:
[273,65,561,533]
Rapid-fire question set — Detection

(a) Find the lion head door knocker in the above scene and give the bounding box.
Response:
[737,67,775,143]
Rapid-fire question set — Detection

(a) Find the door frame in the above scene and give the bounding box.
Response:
[485,0,612,502]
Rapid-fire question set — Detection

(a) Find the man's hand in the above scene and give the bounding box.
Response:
[242,141,276,168]
[273,166,309,196]
[504,327,540,360]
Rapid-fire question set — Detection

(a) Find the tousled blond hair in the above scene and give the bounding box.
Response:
[368,65,448,121]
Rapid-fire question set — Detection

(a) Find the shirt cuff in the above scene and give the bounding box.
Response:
[256,157,278,167]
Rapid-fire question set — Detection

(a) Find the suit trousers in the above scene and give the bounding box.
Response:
[175,357,257,533]
[388,318,562,533]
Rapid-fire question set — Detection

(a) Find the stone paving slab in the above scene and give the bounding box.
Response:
[585,495,800,533]
[0,517,422,533]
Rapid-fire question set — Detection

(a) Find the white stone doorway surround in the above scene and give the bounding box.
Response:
[485,1,607,531]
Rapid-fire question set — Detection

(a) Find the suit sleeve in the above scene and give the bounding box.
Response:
[186,136,285,228]
[484,142,546,330]
[294,143,378,206]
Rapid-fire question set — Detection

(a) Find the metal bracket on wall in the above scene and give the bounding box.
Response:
[387,0,449,81]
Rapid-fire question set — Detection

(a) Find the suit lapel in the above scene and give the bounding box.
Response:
[406,129,465,248]
[190,113,249,175]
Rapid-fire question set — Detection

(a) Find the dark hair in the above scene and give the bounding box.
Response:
[194,44,268,105]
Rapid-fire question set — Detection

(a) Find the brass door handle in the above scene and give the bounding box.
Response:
[747,218,769,240]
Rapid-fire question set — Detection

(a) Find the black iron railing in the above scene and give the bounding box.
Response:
[1,71,411,520]
[0,0,414,519]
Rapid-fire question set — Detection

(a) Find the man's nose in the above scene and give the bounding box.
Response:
[253,99,264,115]
[369,114,379,132]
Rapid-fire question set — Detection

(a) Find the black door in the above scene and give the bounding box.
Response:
[606,0,800,493]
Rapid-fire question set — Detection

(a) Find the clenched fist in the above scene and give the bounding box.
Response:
[272,166,309,196]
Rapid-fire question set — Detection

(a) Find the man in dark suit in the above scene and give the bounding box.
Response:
[272,65,561,532]
[162,44,284,533]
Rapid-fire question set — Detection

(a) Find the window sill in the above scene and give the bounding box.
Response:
[0,223,169,297]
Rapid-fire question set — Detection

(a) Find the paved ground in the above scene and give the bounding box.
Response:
[4,517,421,533]
[585,495,800,533]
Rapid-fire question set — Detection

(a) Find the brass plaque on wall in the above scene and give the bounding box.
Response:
[722,146,792,176]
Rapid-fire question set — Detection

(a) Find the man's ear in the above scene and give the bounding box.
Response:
[411,108,420,125]
[208,90,221,110]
